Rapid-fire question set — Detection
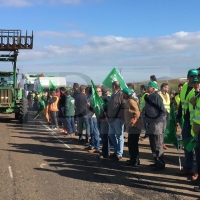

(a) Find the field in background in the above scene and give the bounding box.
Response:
[133,78,187,94]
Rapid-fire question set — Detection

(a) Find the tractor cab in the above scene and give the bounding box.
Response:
[0,71,14,86]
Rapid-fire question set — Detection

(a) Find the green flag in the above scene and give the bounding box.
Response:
[164,104,178,149]
[49,80,57,90]
[33,99,46,119]
[38,83,44,93]
[91,80,105,116]
[180,137,198,152]
[179,117,184,129]
[102,67,127,90]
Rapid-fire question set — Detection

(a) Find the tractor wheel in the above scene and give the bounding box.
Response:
[19,98,29,124]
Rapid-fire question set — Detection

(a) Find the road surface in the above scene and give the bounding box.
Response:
[0,112,199,200]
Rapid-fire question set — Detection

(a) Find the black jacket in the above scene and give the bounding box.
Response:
[144,92,166,124]
[75,92,87,117]
[107,90,125,122]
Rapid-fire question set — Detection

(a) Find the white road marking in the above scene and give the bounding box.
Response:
[39,121,71,149]
[8,166,13,178]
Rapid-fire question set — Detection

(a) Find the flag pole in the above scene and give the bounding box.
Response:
[177,134,182,170]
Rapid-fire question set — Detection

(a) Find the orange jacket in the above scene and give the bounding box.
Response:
[49,96,59,111]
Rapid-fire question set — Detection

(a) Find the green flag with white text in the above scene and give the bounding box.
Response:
[102,67,127,90]
[91,80,105,116]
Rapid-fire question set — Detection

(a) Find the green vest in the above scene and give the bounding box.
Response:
[180,82,194,116]
[139,92,148,111]
[193,97,200,124]
[174,94,180,109]
[191,96,200,137]
[187,90,195,125]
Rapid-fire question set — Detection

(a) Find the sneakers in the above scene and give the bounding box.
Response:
[176,169,194,176]
[60,129,67,134]
[126,160,140,166]
[88,149,100,153]
[113,155,122,161]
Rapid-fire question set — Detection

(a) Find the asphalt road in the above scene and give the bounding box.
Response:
[0,112,200,200]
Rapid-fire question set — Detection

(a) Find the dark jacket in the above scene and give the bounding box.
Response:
[59,93,66,109]
[72,89,80,99]
[144,92,166,124]
[75,92,87,117]
[107,90,125,122]
[65,95,75,117]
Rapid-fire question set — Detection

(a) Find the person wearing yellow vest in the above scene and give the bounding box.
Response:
[176,69,199,176]
[174,84,183,112]
[48,90,59,130]
[139,85,148,112]
[158,83,170,150]
[187,78,200,183]
[139,85,149,139]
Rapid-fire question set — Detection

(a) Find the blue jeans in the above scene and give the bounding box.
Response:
[182,122,194,170]
[109,119,124,156]
[89,117,100,150]
[66,116,75,134]
[99,119,110,155]
[78,115,90,140]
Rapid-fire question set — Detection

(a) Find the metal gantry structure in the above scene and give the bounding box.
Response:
[0,29,33,92]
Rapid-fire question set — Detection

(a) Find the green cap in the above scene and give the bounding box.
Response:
[145,81,158,89]
[192,77,200,83]
[188,69,198,76]
[122,87,132,95]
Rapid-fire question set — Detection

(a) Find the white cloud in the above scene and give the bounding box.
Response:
[11,30,200,82]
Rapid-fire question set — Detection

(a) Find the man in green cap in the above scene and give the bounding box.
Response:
[176,69,199,176]
[144,81,166,171]
[122,87,143,166]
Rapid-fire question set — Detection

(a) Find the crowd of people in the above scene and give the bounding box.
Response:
[30,68,200,192]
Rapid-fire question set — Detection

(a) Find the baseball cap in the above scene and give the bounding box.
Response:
[145,81,158,89]
[188,69,198,76]
[122,87,132,95]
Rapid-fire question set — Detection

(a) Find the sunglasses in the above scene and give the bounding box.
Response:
[97,90,102,92]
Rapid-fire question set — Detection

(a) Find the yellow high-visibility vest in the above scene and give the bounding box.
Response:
[139,93,148,111]
[192,96,200,137]
[180,82,194,116]
[158,91,170,113]
[186,90,195,125]
[174,94,180,109]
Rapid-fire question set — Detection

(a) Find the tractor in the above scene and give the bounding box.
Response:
[0,29,33,123]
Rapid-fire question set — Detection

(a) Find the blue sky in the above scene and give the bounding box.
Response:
[0,0,200,85]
